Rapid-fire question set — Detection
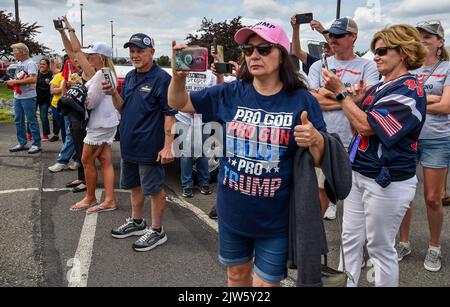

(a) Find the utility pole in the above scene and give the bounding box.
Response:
[80,3,85,46]
[110,20,115,58]
[14,0,20,41]
[337,0,341,19]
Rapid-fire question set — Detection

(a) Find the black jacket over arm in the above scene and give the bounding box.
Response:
[288,132,352,287]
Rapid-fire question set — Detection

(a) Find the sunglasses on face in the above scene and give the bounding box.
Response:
[328,33,349,39]
[240,44,276,56]
[373,46,398,57]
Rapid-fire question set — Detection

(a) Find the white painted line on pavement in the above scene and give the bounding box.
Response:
[167,195,218,232]
[67,189,102,288]
[0,188,39,194]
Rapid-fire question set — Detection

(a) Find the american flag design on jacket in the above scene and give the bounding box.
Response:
[351,74,427,181]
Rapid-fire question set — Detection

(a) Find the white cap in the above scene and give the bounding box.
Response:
[81,42,113,57]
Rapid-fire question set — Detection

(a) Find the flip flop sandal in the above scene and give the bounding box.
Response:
[70,202,98,212]
[87,205,117,214]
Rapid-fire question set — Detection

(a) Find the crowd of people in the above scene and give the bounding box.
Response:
[4,13,449,287]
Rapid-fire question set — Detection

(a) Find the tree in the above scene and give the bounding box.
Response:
[0,10,49,57]
[186,17,244,63]
[157,55,170,67]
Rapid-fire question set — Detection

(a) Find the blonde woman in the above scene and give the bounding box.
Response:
[61,17,119,213]
[323,24,427,287]
[397,20,450,272]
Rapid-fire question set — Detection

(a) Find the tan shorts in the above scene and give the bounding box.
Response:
[315,168,326,190]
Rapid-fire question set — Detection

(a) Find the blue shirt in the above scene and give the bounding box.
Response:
[302,54,319,76]
[351,74,426,181]
[191,81,326,238]
[120,64,177,164]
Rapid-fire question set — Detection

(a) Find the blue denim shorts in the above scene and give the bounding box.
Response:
[120,160,165,196]
[418,136,450,169]
[218,223,288,284]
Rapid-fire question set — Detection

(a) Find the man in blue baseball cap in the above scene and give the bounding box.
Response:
[103,33,177,252]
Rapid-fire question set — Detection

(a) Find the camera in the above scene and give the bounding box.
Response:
[215,63,233,74]
[174,47,209,72]
[296,13,313,25]
[53,19,64,30]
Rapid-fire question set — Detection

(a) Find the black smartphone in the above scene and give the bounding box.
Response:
[53,19,64,30]
[215,63,233,74]
[296,13,313,24]
[211,38,218,55]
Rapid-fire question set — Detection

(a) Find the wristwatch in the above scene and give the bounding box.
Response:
[336,91,349,102]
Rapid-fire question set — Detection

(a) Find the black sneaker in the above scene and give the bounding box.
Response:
[208,206,217,220]
[111,218,148,239]
[49,135,60,142]
[133,227,167,252]
[200,185,212,195]
[182,188,193,198]
[9,144,29,153]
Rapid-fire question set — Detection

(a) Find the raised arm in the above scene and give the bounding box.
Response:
[62,16,96,80]
[291,15,308,65]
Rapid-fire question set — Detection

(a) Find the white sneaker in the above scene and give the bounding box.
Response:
[324,203,337,220]
[28,145,42,154]
[68,160,80,170]
[48,163,69,173]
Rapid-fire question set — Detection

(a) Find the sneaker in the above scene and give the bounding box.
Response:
[200,185,212,195]
[396,242,412,261]
[68,160,81,170]
[111,218,148,239]
[42,135,49,142]
[182,188,193,198]
[208,206,218,220]
[424,248,442,272]
[28,145,42,154]
[324,203,337,220]
[27,133,32,141]
[49,135,59,142]
[48,163,69,173]
[9,144,29,153]
[133,227,167,252]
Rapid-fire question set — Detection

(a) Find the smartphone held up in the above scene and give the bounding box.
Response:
[296,13,313,24]
[174,47,209,72]
[102,67,116,90]
[53,19,64,30]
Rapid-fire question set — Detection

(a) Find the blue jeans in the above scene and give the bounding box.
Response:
[58,116,75,164]
[27,103,50,136]
[14,97,41,147]
[51,106,66,142]
[180,156,210,189]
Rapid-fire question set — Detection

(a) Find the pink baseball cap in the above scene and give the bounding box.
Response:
[235,21,290,54]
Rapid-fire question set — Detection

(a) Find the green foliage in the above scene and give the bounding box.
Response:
[157,55,170,67]
[0,10,49,57]
[186,17,245,63]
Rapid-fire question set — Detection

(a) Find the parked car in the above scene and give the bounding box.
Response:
[0,60,12,78]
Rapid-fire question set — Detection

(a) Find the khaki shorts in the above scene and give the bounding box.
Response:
[315,168,326,190]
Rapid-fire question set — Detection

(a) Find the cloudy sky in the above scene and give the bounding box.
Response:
[1,0,449,59]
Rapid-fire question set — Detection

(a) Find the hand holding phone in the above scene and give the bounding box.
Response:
[174,47,209,72]
[53,19,64,30]
[321,53,329,70]
[102,67,116,90]
[296,13,313,25]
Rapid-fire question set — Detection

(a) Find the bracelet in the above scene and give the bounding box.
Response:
[68,29,75,33]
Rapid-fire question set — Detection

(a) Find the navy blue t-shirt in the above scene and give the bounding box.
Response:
[302,54,319,76]
[351,74,426,181]
[120,65,177,164]
[190,81,326,238]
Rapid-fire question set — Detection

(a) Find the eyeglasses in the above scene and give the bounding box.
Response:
[373,46,398,57]
[240,44,276,57]
[328,33,349,39]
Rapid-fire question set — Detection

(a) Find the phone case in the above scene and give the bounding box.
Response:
[101,68,116,89]
[175,47,209,72]
[215,63,233,74]
[53,19,64,30]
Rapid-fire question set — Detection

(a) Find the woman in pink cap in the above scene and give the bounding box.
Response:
[169,21,327,287]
